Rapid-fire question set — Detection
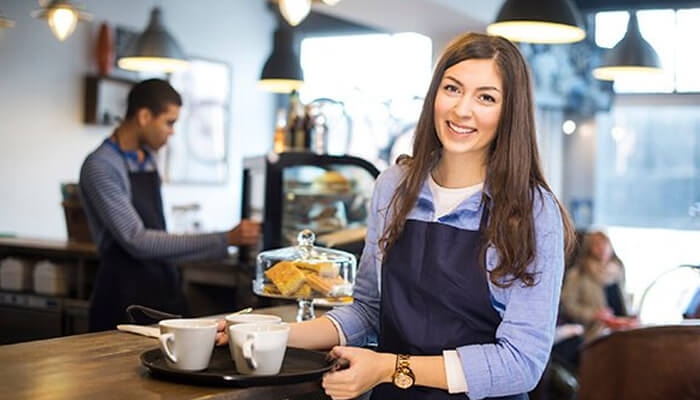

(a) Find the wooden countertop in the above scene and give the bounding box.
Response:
[0,305,326,400]
[0,236,98,258]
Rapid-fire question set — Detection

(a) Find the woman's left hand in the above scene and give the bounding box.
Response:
[215,320,228,346]
[322,346,395,400]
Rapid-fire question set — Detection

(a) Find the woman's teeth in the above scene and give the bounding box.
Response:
[448,121,475,134]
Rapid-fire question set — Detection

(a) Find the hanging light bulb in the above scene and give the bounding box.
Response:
[0,9,15,40]
[320,0,342,5]
[32,0,91,41]
[279,0,311,27]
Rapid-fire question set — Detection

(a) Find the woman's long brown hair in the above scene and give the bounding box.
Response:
[379,32,575,288]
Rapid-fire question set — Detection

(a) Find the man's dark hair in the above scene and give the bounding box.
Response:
[125,78,182,118]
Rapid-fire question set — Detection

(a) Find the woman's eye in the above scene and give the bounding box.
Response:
[443,84,460,93]
[479,94,496,103]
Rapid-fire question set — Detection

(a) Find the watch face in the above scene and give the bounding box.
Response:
[394,372,414,389]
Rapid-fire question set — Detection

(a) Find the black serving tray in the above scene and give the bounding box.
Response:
[141,346,333,387]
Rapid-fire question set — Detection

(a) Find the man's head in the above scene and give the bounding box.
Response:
[125,79,182,151]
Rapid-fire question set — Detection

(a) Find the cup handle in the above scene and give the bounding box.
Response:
[158,332,178,364]
[242,334,258,369]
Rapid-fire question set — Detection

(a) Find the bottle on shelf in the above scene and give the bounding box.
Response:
[287,90,309,152]
[273,108,287,153]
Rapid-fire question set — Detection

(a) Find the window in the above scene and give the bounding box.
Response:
[299,33,432,169]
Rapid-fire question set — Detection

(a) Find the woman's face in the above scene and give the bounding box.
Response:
[590,234,613,262]
[433,58,503,164]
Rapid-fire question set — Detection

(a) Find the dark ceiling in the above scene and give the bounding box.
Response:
[575,0,700,12]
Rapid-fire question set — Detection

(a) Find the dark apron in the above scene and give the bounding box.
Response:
[89,154,186,331]
[372,204,527,400]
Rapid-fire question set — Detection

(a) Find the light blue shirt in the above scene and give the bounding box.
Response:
[326,164,566,399]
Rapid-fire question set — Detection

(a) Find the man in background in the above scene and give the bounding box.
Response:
[80,79,260,331]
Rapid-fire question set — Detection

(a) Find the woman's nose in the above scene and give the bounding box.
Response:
[452,96,473,118]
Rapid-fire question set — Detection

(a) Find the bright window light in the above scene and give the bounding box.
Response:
[299,32,432,167]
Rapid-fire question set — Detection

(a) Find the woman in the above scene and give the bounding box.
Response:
[560,230,632,340]
[222,32,574,399]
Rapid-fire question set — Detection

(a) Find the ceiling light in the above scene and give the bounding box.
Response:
[32,0,91,41]
[277,0,342,27]
[592,11,662,81]
[0,9,15,32]
[117,7,188,73]
[487,0,586,44]
[279,0,311,27]
[259,25,304,93]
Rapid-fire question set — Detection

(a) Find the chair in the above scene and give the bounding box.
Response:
[578,324,700,400]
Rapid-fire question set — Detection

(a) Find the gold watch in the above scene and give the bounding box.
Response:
[392,354,415,389]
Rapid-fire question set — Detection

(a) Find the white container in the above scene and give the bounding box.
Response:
[33,260,69,296]
[0,257,33,291]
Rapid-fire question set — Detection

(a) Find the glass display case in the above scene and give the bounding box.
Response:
[253,229,356,321]
[240,153,380,263]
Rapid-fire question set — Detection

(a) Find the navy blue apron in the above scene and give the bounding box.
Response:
[372,202,527,400]
[89,143,186,331]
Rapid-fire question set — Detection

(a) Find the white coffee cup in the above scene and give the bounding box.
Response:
[229,322,290,375]
[225,313,281,361]
[158,319,217,371]
[225,312,282,327]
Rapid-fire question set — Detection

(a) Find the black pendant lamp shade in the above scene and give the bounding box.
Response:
[592,12,662,81]
[259,27,304,93]
[487,0,586,44]
[117,7,188,73]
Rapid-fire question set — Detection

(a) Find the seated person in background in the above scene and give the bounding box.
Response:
[560,230,637,341]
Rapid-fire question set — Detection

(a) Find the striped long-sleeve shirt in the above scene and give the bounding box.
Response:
[79,139,229,263]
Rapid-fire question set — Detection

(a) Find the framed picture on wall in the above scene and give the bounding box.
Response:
[166,57,232,184]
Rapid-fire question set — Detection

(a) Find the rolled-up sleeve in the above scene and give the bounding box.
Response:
[457,190,566,399]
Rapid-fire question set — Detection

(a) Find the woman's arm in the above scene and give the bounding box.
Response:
[288,316,340,350]
[455,190,566,399]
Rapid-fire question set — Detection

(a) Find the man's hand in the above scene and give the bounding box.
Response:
[228,219,261,246]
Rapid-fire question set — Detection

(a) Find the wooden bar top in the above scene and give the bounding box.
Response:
[0,305,326,400]
[0,236,98,258]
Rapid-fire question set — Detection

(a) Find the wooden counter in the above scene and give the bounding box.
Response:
[0,305,328,400]
[0,237,262,343]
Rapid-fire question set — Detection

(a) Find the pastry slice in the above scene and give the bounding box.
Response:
[306,274,351,297]
[264,260,306,296]
[295,261,339,278]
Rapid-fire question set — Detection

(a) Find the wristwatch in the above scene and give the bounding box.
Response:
[392,354,415,389]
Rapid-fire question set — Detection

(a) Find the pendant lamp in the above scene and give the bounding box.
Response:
[259,25,304,93]
[31,0,91,41]
[117,7,188,73]
[487,0,586,44]
[592,11,662,81]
